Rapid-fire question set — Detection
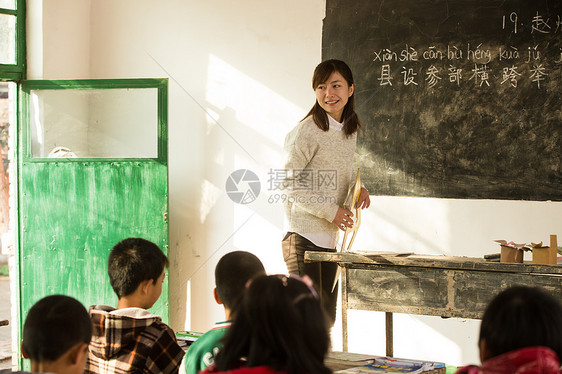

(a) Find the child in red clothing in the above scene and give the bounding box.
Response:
[203,274,331,374]
[456,286,562,374]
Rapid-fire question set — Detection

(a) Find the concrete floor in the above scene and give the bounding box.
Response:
[0,276,12,370]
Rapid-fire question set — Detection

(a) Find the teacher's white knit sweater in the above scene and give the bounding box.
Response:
[283,115,357,234]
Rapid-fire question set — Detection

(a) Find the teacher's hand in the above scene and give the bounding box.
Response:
[333,207,354,231]
[357,187,371,209]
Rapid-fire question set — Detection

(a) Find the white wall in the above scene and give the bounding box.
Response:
[28,0,91,79]
[28,0,562,367]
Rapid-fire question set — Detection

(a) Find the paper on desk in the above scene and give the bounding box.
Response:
[494,240,532,251]
[328,351,378,362]
[335,356,445,374]
[353,250,414,257]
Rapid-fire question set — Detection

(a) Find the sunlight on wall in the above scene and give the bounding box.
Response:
[342,310,474,366]
[354,198,452,255]
[393,314,466,364]
[200,179,221,224]
[354,146,454,254]
[202,54,306,276]
[206,54,303,167]
[184,278,192,330]
[231,200,287,274]
[346,310,386,354]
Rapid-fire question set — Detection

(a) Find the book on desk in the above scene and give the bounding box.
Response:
[328,352,445,374]
[175,330,204,348]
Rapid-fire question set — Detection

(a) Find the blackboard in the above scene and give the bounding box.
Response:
[322,0,562,200]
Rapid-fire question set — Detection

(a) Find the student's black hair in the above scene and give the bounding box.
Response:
[108,237,169,298]
[215,274,331,374]
[479,285,562,360]
[303,59,361,138]
[215,251,265,310]
[22,294,92,362]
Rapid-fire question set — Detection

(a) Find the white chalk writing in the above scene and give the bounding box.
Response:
[501,66,522,87]
[423,46,444,61]
[502,12,518,34]
[447,46,463,60]
[530,64,548,88]
[531,12,551,34]
[470,64,491,87]
[526,45,541,63]
[400,45,418,62]
[378,65,393,86]
[425,65,442,88]
[467,43,492,63]
[448,65,462,86]
[369,11,558,90]
[503,11,561,34]
[499,46,519,61]
[402,67,418,86]
[373,49,397,62]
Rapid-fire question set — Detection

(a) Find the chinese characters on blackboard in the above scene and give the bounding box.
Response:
[374,12,561,89]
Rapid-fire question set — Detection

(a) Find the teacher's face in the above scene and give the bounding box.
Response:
[314,71,354,123]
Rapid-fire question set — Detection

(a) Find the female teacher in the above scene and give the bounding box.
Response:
[282,59,370,324]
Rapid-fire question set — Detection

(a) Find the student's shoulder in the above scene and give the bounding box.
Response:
[192,325,228,346]
[89,304,115,313]
[144,322,184,359]
[141,323,184,373]
[149,319,177,336]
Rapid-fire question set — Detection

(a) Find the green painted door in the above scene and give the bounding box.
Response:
[16,79,169,366]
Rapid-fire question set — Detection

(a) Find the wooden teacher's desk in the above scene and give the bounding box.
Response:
[304,251,562,356]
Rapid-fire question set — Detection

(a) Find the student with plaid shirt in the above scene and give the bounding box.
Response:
[86,238,183,374]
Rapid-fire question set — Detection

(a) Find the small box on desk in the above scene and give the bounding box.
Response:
[532,235,558,265]
[495,240,527,263]
[500,246,523,263]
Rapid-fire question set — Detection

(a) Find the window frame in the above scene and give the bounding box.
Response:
[0,0,26,81]
[20,78,169,163]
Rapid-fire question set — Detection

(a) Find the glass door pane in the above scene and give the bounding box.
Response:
[29,87,159,158]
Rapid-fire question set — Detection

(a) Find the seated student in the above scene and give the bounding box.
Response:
[456,285,562,374]
[203,274,332,374]
[0,294,92,374]
[86,238,184,374]
[183,251,265,374]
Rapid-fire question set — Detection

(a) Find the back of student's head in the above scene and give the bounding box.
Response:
[215,274,331,374]
[215,251,265,310]
[22,294,92,362]
[108,237,169,298]
[479,285,562,360]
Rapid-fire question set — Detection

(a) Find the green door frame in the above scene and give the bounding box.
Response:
[16,78,169,369]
